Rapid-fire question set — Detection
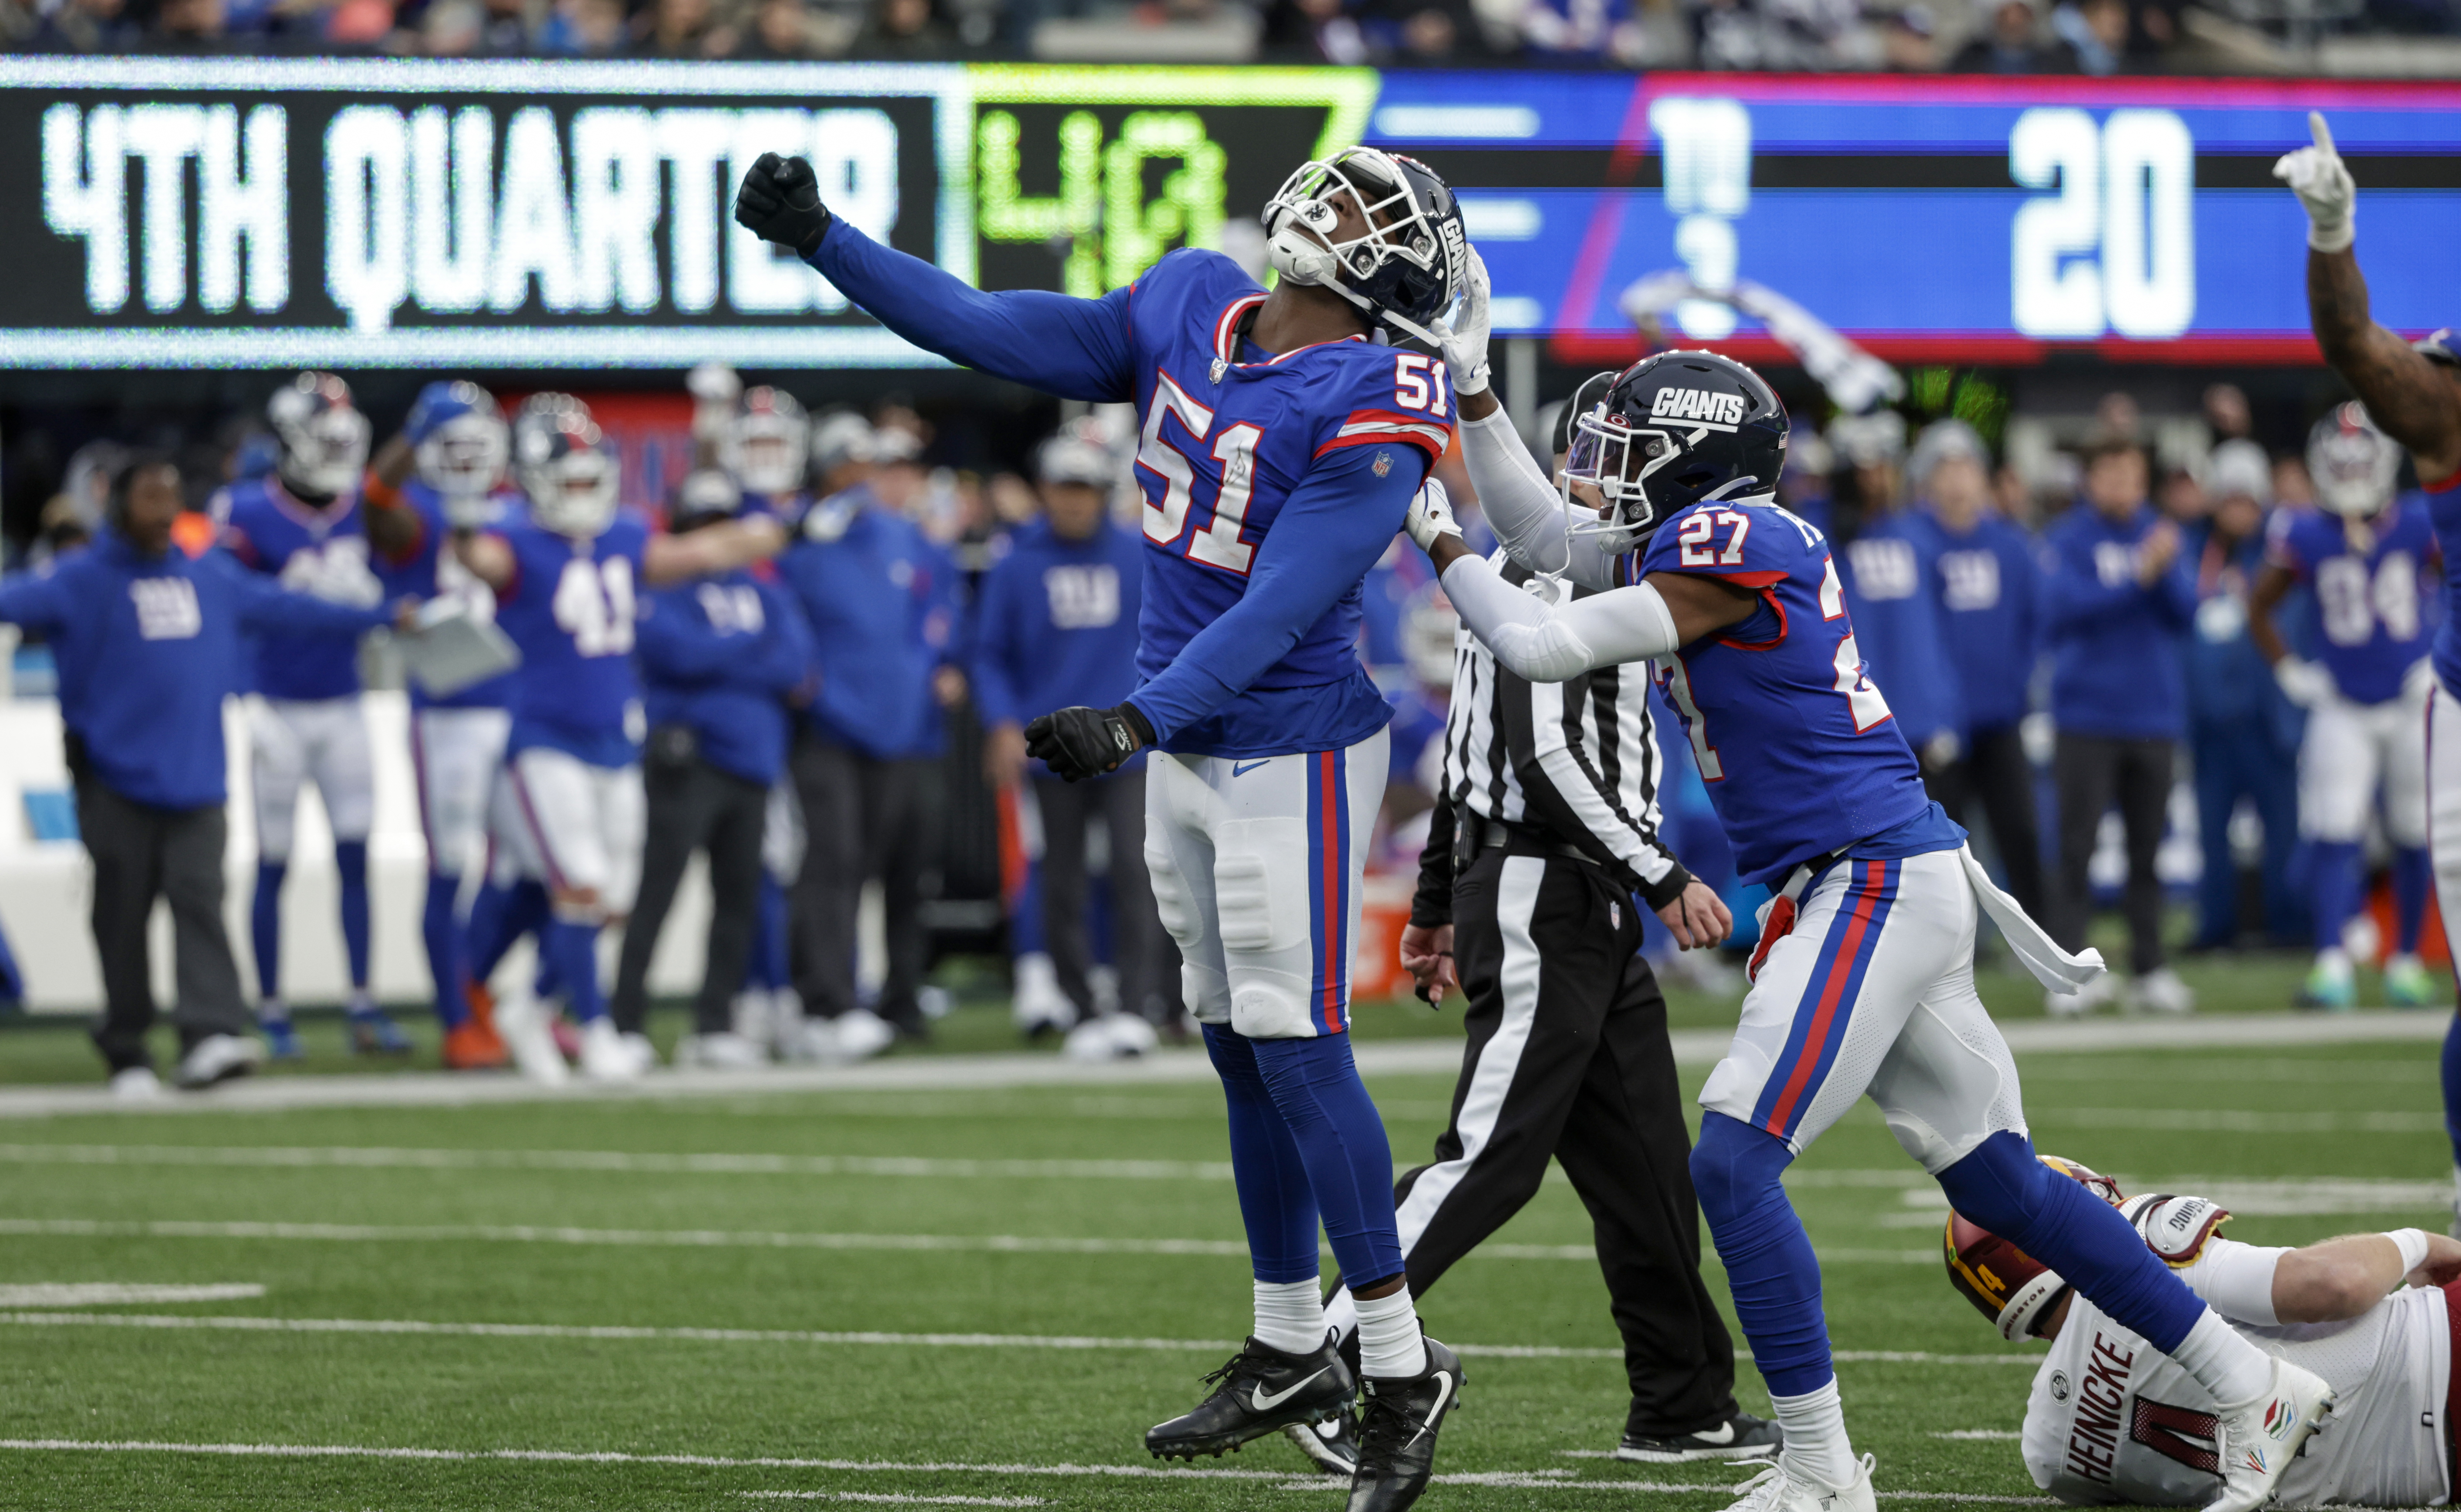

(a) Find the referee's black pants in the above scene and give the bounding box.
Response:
[1358,846,1738,1436]
[610,744,767,1037]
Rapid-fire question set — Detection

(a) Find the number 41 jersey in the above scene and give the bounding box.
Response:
[491,511,650,768]
[1637,497,1935,885]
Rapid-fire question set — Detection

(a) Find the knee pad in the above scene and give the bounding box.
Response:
[1229,981,1311,1040]
[1689,1111,1795,1234]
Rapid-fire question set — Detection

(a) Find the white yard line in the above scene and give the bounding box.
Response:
[0,1142,1239,1181]
[0,1011,2440,1117]
[1932,1431,2022,1441]
[740,1496,1047,1506]
[0,1283,264,1306]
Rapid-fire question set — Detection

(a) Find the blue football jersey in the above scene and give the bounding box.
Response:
[212,477,383,701]
[374,480,521,712]
[1123,250,1456,755]
[1836,512,1964,751]
[492,511,650,766]
[1636,498,1945,885]
[2268,496,2441,705]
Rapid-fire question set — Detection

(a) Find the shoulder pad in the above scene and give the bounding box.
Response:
[2119,1193,2231,1266]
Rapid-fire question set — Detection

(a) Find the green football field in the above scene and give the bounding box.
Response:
[0,970,2451,1510]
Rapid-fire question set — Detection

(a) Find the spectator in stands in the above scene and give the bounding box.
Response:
[1879,3,1937,67]
[1916,419,2046,920]
[610,470,816,1069]
[37,0,141,47]
[1525,0,1648,62]
[972,435,1177,1057]
[637,0,721,54]
[2042,434,2198,1014]
[154,0,230,43]
[733,0,834,55]
[1949,0,2078,70]
[2182,441,2301,952]
[777,424,963,1057]
[2051,0,2127,72]
[0,455,405,1094]
[2205,383,2255,445]
[854,0,948,54]
[1830,411,1966,793]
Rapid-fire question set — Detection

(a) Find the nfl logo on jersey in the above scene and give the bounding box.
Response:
[1373,450,1393,478]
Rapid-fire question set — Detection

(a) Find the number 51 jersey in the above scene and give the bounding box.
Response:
[491,511,650,768]
[1637,497,1935,886]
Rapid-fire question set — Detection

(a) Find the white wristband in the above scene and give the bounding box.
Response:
[2389,1227,2431,1276]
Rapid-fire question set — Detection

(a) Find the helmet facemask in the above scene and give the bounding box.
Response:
[415,411,509,508]
[723,388,811,496]
[270,372,372,499]
[1263,148,1462,347]
[516,406,621,541]
[1562,410,1770,557]
[2308,404,2400,520]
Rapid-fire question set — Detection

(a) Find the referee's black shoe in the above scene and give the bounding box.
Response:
[1614,1410,1782,1463]
[1346,1338,1462,1512]
[1146,1337,1354,1461]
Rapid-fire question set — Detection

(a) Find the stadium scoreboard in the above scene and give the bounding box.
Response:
[1,59,2454,370]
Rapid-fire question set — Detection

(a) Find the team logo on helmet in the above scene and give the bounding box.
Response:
[1562,350,1788,557]
[1262,147,1466,346]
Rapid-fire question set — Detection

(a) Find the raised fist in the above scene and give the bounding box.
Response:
[733,153,834,259]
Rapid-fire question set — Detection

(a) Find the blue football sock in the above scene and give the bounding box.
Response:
[1691,1112,1832,1397]
[1936,1129,2202,1353]
[2394,846,2432,956]
[2443,1013,2461,1169]
[250,861,286,1004]
[469,880,546,985]
[1249,1032,1405,1291]
[750,876,790,993]
[1203,1024,1323,1286]
[2310,840,2363,954]
[422,872,471,1029]
[543,917,604,1024]
[335,840,372,994]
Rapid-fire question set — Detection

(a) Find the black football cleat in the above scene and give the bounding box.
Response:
[1283,1405,1360,1477]
[1615,1409,1782,1463]
[1146,1337,1355,1461]
[1346,1338,1462,1512]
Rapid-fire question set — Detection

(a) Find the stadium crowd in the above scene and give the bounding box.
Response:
[1,360,2441,1089]
[1,0,2449,72]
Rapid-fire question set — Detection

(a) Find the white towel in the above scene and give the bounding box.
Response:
[1959,844,2103,994]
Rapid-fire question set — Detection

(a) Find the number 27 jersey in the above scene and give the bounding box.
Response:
[1637,498,1933,885]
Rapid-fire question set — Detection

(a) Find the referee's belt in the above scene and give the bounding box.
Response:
[1454,813,1597,870]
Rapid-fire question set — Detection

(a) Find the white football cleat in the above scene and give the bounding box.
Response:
[494,988,570,1085]
[109,1066,164,1101]
[1011,951,1073,1037]
[1721,1453,1875,1512]
[778,1014,838,1064]
[174,1033,265,1090]
[578,1018,651,1081]
[829,1007,897,1063]
[2204,1360,2334,1512]
[676,1030,769,1071]
[2126,967,2197,1015]
[1106,1014,1160,1057]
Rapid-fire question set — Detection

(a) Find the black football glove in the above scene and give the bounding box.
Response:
[1025,703,1154,783]
[733,152,833,259]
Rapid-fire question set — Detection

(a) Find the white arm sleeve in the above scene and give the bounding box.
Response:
[2173,1237,2288,1328]
[1440,551,1679,682]
[1457,409,1624,591]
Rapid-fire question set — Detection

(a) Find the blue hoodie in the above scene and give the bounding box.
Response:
[1837,509,1965,755]
[776,489,961,761]
[1925,508,2041,735]
[969,516,1145,774]
[0,530,391,810]
[637,569,817,786]
[2042,502,2198,740]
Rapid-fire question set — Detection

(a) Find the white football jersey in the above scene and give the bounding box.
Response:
[2022,1258,2449,1508]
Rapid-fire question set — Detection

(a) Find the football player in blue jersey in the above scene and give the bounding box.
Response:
[450,396,785,1084]
[738,145,1467,1509]
[2281,113,2461,1228]
[2250,405,2442,1009]
[723,385,813,526]
[361,381,522,1071]
[211,371,407,1060]
[1415,305,2333,1512]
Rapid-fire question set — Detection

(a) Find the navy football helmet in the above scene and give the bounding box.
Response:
[2308,401,2400,519]
[268,371,371,499]
[513,394,619,540]
[407,380,509,517]
[1263,147,1466,347]
[1563,350,1789,555]
[722,387,810,497]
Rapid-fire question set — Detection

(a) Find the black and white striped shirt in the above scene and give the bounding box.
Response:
[1423,551,1691,916]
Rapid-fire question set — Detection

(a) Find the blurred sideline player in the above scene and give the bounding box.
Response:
[737,143,1469,1508]
[362,381,521,1070]
[1945,1157,2461,1507]
[2250,405,2440,1009]
[1413,336,2334,1512]
[212,372,407,1058]
[452,396,784,1083]
[1828,414,1967,797]
[2280,113,2461,1227]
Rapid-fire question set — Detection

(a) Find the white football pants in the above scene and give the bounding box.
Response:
[1144,728,1386,1040]
[250,696,375,863]
[1698,847,2029,1173]
[412,707,511,880]
[491,746,645,917]
[2301,686,2428,846]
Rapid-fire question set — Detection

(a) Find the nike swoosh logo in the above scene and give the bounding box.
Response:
[1252,1367,1331,1412]
[1232,759,1270,778]
[1403,1371,1454,1449]
[1691,1422,1736,1446]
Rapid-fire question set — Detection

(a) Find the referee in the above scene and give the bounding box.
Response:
[1314,387,1779,1468]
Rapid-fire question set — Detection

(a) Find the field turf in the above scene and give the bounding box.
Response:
[0,957,2451,1510]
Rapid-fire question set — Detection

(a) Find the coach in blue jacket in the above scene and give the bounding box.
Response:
[1832,417,1966,787]
[2042,435,2200,1013]
[0,455,399,1091]
[1917,420,2047,920]
[974,437,1180,1037]
[610,472,818,1064]
[776,428,963,1046]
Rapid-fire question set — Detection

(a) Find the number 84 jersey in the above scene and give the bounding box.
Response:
[1636,497,1935,886]
[491,511,649,768]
